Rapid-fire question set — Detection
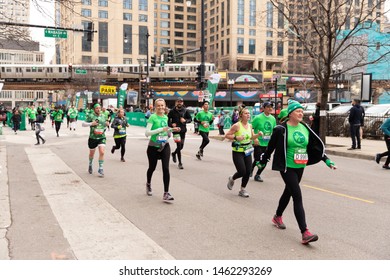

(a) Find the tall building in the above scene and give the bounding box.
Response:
[55,0,288,73]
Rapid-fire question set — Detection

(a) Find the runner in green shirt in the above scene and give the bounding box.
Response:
[82,103,110,177]
[250,102,277,182]
[195,101,214,160]
[52,106,64,137]
[67,105,79,131]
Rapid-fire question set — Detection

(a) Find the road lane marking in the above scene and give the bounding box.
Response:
[26,147,174,260]
[303,184,375,204]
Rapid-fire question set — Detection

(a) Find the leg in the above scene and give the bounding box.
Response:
[146,146,159,184]
[176,132,186,164]
[383,136,390,166]
[199,131,210,154]
[356,125,361,148]
[350,125,356,148]
[160,144,171,193]
[120,137,126,159]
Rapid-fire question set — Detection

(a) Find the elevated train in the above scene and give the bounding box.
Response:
[0,63,216,82]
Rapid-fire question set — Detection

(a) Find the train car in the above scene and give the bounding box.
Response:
[0,64,69,81]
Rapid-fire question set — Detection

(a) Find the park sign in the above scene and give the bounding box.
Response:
[100,85,117,95]
[44,28,68,39]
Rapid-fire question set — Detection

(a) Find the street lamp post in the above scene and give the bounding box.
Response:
[332,62,343,102]
[228,79,235,107]
[187,0,205,89]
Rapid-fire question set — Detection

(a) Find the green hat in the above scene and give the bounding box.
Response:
[287,99,304,115]
[278,108,288,120]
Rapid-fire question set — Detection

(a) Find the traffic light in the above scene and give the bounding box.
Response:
[86,21,94,42]
[140,82,147,96]
[106,66,111,75]
[68,63,72,73]
[151,55,156,67]
[196,64,202,82]
[167,48,173,63]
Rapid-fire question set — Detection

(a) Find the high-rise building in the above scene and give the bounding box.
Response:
[55,0,288,72]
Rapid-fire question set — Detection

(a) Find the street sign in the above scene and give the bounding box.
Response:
[75,69,87,75]
[44,28,68,39]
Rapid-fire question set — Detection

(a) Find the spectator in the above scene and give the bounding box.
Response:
[348,99,364,150]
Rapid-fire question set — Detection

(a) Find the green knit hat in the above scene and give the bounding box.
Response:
[287,99,304,115]
[278,108,288,120]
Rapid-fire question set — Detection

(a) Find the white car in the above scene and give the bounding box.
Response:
[363,104,390,137]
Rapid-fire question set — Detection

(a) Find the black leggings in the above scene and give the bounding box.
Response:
[252,146,267,176]
[35,131,44,143]
[379,135,390,166]
[277,168,306,233]
[55,121,62,135]
[232,151,252,188]
[147,144,171,193]
[113,137,127,158]
[199,131,210,151]
[172,132,186,164]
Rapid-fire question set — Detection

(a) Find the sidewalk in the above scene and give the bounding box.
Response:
[209,130,385,162]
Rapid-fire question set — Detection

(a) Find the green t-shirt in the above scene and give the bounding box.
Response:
[286,123,309,168]
[53,110,64,122]
[195,110,213,132]
[251,113,277,147]
[68,108,78,119]
[147,113,169,145]
[85,112,107,140]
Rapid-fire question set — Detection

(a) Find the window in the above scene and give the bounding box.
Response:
[139,26,148,55]
[99,10,108,18]
[160,12,169,19]
[249,29,256,36]
[266,40,273,55]
[249,39,255,54]
[175,14,184,20]
[139,14,148,22]
[139,0,148,11]
[187,15,196,21]
[187,32,196,38]
[123,58,132,64]
[99,57,108,64]
[161,30,170,36]
[175,22,184,29]
[123,0,132,9]
[267,2,273,28]
[82,0,91,5]
[81,9,91,17]
[237,38,244,53]
[160,38,170,44]
[161,4,169,10]
[123,13,132,21]
[249,0,256,26]
[98,0,108,7]
[175,31,184,37]
[82,56,92,63]
[175,40,184,45]
[99,22,108,53]
[187,23,196,30]
[237,0,244,25]
[266,31,273,37]
[237,28,244,34]
[277,41,283,56]
[160,21,170,28]
[123,24,132,54]
[82,21,92,52]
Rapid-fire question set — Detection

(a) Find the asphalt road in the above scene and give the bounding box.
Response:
[1,123,389,260]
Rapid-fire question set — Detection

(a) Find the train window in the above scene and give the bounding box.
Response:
[168,67,174,72]
[38,67,43,72]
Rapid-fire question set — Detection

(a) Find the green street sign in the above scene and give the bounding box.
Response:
[44,29,68,39]
[75,69,87,75]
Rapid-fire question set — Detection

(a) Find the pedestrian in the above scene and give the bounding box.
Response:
[375,117,390,169]
[309,102,320,136]
[68,104,78,131]
[10,109,21,134]
[231,109,239,125]
[195,101,214,160]
[259,99,337,244]
[218,110,225,135]
[168,97,192,169]
[27,104,37,130]
[348,99,364,150]
[34,111,46,145]
[145,98,180,201]
[225,107,263,197]
[52,106,64,137]
[82,103,110,177]
[193,108,199,134]
[250,101,277,182]
[110,108,129,162]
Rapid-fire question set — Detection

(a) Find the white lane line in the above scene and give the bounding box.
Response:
[25,147,174,260]
[0,145,11,260]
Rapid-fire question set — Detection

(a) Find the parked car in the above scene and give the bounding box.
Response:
[303,102,341,113]
[362,104,390,137]
[327,104,354,136]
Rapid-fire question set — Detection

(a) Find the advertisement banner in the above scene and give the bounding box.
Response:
[117,83,128,108]
[127,91,138,105]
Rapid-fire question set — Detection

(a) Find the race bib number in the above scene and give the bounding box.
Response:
[244,145,254,156]
[294,148,308,164]
[203,123,209,128]
[173,134,181,143]
[94,128,104,135]
[118,128,126,135]
[157,133,168,143]
[262,135,271,141]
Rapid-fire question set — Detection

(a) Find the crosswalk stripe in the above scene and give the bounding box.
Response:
[25,147,174,260]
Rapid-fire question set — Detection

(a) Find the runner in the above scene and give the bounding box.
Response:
[52,106,64,137]
[250,102,276,182]
[168,97,192,169]
[82,103,110,177]
[259,99,337,244]
[195,101,214,160]
[67,104,78,131]
[110,108,129,162]
[225,107,262,197]
[145,98,180,202]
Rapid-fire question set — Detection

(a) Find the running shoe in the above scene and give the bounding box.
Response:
[375,153,381,164]
[238,189,249,197]
[301,229,319,244]
[254,175,263,182]
[383,165,390,169]
[172,152,177,163]
[178,163,184,169]
[227,176,234,190]
[196,152,201,160]
[146,183,152,196]
[163,192,174,202]
[111,146,115,154]
[272,215,286,229]
[199,149,204,157]
[88,165,93,174]
[42,139,46,144]
[121,158,125,162]
[98,168,104,177]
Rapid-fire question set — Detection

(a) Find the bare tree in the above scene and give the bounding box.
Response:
[270,0,390,142]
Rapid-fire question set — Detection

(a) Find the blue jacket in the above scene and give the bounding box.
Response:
[380,118,390,136]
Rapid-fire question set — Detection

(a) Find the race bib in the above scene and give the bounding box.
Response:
[294,148,308,164]
[118,128,126,135]
[262,135,271,141]
[173,134,181,143]
[203,123,209,128]
[157,133,168,143]
[94,128,104,135]
[244,145,254,156]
